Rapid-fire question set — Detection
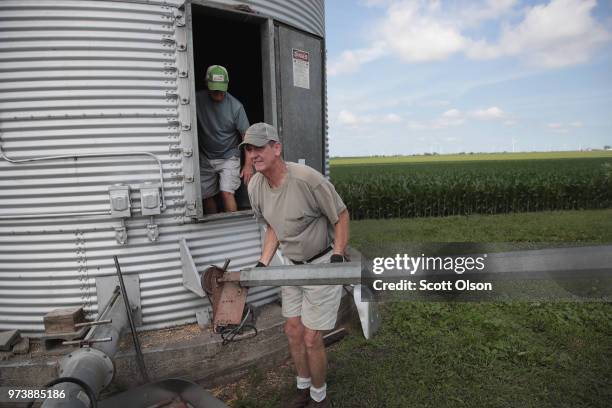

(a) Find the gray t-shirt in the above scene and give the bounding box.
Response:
[196,91,249,159]
[248,162,347,262]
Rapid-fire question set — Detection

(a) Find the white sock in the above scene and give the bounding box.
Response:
[297,376,311,390]
[310,383,327,402]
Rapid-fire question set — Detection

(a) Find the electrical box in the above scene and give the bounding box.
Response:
[108,185,131,218]
[139,183,161,216]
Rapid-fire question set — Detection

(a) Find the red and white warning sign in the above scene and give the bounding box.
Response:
[292,48,310,89]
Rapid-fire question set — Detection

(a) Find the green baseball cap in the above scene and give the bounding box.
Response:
[206,65,229,92]
[240,123,280,147]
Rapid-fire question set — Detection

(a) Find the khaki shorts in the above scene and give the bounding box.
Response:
[199,155,241,199]
[281,251,343,331]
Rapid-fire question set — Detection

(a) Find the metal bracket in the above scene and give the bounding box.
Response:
[179,238,206,297]
[175,28,187,51]
[174,10,185,27]
[178,80,190,105]
[170,145,192,157]
[176,50,189,78]
[147,224,159,242]
[350,285,380,340]
[96,275,141,326]
[114,225,127,245]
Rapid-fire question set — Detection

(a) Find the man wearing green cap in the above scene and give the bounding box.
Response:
[242,123,350,408]
[196,65,252,213]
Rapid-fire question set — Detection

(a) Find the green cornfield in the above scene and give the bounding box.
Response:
[330,155,612,220]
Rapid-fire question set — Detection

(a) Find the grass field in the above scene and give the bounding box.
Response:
[330,151,612,219]
[221,209,612,408]
[331,150,612,166]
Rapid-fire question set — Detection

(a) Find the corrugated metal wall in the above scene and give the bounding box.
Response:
[210,0,325,37]
[0,0,278,335]
[0,214,270,333]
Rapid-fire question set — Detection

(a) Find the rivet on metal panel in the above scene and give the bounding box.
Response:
[183,148,193,157]
[181,97,189,105]
[175,18,186,27]
[177,43,186,51]
[184,174,194,183]
[179,70,188,78]
[182,123,191,131]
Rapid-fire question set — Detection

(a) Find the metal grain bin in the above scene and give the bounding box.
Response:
[0,0,328,335]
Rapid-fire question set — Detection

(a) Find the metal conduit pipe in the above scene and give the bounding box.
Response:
[0,142,167,213]
[42,292,130,408]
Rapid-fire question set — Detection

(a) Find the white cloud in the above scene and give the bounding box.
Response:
[329,0,611,74]
[407,108,465,130]
[458,0,519,26]
[470,106,505,120]
[547,122,569,133]
[503,119,517,126]
[383,113,403,123]
[336,109,403,127]
[337,110,361,126]
[546,121,582,132]
[328,42,387,76]
[467,0,611,68]
[380,2,467,63]
[442,108,462,118]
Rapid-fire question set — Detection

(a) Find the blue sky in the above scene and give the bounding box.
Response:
[325,0,612,156]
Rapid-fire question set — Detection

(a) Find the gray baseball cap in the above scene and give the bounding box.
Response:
[239,122,280,147]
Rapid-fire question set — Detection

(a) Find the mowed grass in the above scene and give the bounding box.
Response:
[331,150,612,166]
[227,210,612,408]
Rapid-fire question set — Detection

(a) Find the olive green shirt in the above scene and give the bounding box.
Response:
[248,163,347,262]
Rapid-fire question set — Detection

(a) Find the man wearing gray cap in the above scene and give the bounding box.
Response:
[196,65,253,214]
[242,123,349,408]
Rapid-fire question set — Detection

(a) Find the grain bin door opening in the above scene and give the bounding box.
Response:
[188,4,269,216]
[276,25,324,174]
